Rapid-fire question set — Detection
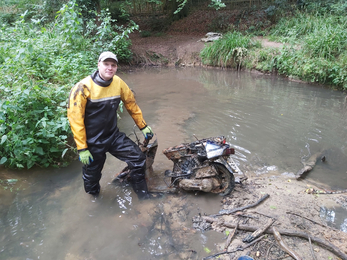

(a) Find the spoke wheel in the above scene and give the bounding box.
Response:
[210,163,235,196]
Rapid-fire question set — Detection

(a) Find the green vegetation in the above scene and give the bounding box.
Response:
[1,0,347,169]
[201,0,347,90]
[201,32,260,68]
[0,0,138,169]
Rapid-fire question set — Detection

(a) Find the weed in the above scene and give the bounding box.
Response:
[200,31,253,68]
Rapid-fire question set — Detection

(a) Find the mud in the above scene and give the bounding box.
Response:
[191,173,347,260]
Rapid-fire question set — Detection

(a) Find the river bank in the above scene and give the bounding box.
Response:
[129,32,284,68]
[192,172,347,259]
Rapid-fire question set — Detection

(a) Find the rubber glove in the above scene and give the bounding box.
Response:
[141,125,154,141]
[79,150,94,165]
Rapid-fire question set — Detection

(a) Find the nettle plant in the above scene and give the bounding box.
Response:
[0,0,138,169]
[0,85,71,168]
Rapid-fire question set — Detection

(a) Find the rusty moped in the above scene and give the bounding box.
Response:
[114,128,240,196]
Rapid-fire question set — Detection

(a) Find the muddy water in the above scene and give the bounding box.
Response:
[1,68,347,259]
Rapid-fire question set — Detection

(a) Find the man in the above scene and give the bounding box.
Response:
[67,51,154,199]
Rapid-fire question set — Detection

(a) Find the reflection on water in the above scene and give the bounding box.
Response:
[320,206,347,232]
[1,67,347,259]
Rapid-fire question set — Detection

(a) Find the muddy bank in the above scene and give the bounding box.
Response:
[192,173,347,260]
[129,32,205,67]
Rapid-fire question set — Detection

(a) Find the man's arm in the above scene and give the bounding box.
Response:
[120,81,147,130]
[67,82,90,151]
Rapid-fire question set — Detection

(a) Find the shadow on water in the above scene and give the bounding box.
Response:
[1,67,347,259]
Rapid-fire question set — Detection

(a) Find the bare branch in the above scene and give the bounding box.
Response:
[202,216,347,260]
[210,194,270,217]
[273,226,303,260]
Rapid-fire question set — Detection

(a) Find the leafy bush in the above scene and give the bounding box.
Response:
[0,85,70,168]
[0,0,138,169]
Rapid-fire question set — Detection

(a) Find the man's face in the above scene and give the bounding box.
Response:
[98,59,117,81]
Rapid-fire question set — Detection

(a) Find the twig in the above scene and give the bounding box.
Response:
[211,194,270,217]
[203,235,265,260]
[249,210,276,220]
[224,221,239,250]
[309,236,317,260]
[243,218,275,243]
[202,216,347,260]
[273,226,303,260]
[236,213,259,220]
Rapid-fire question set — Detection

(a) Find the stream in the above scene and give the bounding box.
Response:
[1,67,347,260]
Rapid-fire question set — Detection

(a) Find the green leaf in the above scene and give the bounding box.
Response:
[1,135,7,145]
[35,147,44,155]
[27,160,35,169]
[0,157,7,164]
[204,247,211,253]
[50,147,60,152]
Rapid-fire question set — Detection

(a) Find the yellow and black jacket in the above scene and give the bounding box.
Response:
[67,72,146,151]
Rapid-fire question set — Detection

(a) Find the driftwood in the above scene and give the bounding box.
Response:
[273,226,303,260]
[211,194,270,217]
[243,218,275,243]
[202,216,347,260]
[296,151,326,179]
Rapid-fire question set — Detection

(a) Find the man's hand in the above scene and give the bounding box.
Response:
[141,126,154,141]
[79,150,94,165]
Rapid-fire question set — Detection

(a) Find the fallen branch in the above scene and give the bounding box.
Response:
[249,210,276,219]
[211,194,270,217]
[202,216,347,260]
[203,235,265,260]
[243,218,275,243]
[273,226,303,260]
[296,151,326,179]
[224,221,238,250]
[309,236,317,260]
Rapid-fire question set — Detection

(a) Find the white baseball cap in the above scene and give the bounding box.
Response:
[98,51,118,63]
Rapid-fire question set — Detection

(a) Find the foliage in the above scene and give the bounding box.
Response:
[0,0,138,169]
[0,85,70,169]
[200,32,256,68]
[245,47,279,73]
[208,0,226,10]
[267,1,347,89]
[200,0,347,90]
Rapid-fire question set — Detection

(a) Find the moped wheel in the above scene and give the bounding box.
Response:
[211,163,235,196]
